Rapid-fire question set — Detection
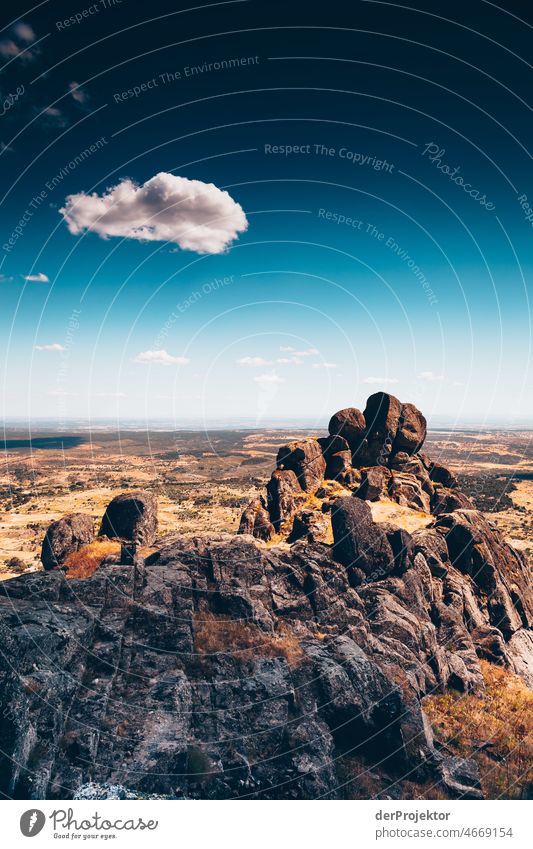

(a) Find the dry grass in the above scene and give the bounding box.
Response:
[64,539,121,578]
[193,612,304,667]
[424,661,533,799]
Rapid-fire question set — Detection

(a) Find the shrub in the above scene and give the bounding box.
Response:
[193,612,303,667]
[424,661,533,799]
[4,556,27,573]
[64,539,121,579]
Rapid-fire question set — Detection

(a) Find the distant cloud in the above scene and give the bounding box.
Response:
[363,376,399,384]
[35,343,65,352]
[60,172,248,255]
[0,22,38,61]
[133,349,190,366]
[37,105,68,129]
[279,345,295,352]
[254,373,285,385]
[276,356,304,366]
[312,362,337,369]
[294,348,319,357]
[13,22,35,42]
[0,273,14,283]
[418,371,443,382]
[237,356,273,367]
[23,272,49,282]
[68,82,88,104]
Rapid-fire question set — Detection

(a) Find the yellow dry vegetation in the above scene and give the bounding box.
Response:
[63,539,121,578]
[423,661,533,799]
[193,611,304,668]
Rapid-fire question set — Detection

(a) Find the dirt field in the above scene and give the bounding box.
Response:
[1,426,532,579]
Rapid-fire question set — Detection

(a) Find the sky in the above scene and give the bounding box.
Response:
[1,0,532,427]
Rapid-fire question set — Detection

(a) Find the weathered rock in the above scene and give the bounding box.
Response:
[435,509,533,638]
[100,491,157,545]
[394,403,427,454]
[238,499,274,541]
[288,509,329,543]
[277,439,326,492]
[318,434,350,457]
[389,472,431,513]
[328,407,366,451]
[428,461,458,489]
[331,496,394,582]
[359,465,391,501]
[440,757,483,800]
[41,513,94,570]
[432,486,474,515]
[363,392,402,464]
[325,450,352,480]
[266,469,303,530]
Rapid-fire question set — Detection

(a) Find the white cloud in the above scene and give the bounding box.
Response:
[92,392,126,398]
[279,345,295,352]
[133,349,190,366]
[418,371,443,382]
[0,23,37,60]
[23,272,49,282]
[68,82,88,104]
[254,373,285,385]
[294,348,319,357]
[35,343,65,352]
[60,171,248,255]
[237,356,273,367]
[13,22,35,42]
[363,376,399,384]
[312,362,337,369]
[276,356,304,366]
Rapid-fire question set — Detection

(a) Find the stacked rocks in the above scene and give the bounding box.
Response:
[238,392,467,544]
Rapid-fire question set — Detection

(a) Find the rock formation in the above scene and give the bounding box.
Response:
[0,393,531,801]
[41,514,94,570]
[99,491,158,546]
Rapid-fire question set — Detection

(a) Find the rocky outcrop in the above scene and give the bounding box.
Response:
[41,514,94,570]
[100,491,157,545]
[276,440,326,492]
[2,396,532,801]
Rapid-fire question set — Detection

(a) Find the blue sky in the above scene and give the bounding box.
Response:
[1,0,532,425]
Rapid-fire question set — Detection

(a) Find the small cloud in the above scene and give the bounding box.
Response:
[276,356,304,366]
[23,272,49,282]
[237,356,273,367]
[363,376,399,385]
[312,362,337,369]
[254,373,285,385]
[35,343,65,352]
[418,371,443,382]
[133,349,190,366]
[0,273,14,283]
[60,171,248,255]
[68,82,88,104]
[37,106,68,128]
[279,345,295,352]
[13,22,35,42]
[0,22,38,61]
[294,348,319,357]
[452,380,465,387]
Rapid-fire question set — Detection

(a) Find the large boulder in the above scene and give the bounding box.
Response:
[276,439,326,492]
[41,514,94,570]
[328,408,366,453]
[331,496,394,582]
[358,465,391,501]
[100,491,158,545]
[363,392,402,464]
[266,469,303,530]
[325,450,352,481]
[393,403,427,454]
